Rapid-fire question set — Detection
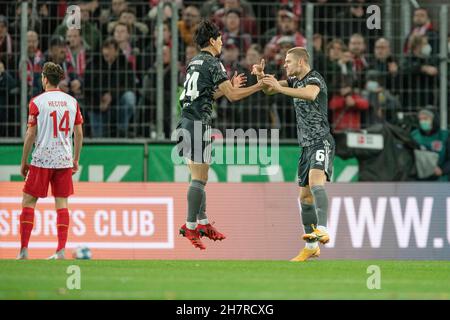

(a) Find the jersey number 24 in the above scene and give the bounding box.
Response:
[180,71,200,101]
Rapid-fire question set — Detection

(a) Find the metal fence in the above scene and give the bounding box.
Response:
[0,0,448,142]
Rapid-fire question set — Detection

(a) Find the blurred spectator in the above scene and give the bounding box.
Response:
[335,0,381,49]
[54,2,101,51]
[402,34,438,109]
[0,59,18,137]
[113,22,139,71]
[329,75,369,132]
[403,7,439,56]
[0,15,14,70]
[204,0,257,36]
[140,45,174,138]
[84,37,136,138]
[147,0,177,22]
[108,8,149,49]
[237,44,271,131]
[65,28,89,80]
[24,30,44,98]
[179,44,199,82]
[274,35,296,67]
[9,3,42,41]
[311,0,334,38]
[411,108,450,181]
[348,33,369,90]
[42,37,81,97]
[221,37,246,77]
[221,8,252,54]
[100,0,129,34]
[178,5,201,48]
[313,33,326,74]
[139,20,172,71]
[363,70,401,126]
[264,5,306,49]
[369,38,399,94]
[323,39,352,95]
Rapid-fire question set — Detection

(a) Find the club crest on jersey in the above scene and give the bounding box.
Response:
[431,140,442,152]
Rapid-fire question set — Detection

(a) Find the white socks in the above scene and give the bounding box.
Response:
[317,225,328,234]
[186,219,209,230]
[186,222,197,230]
[305,241,319,250]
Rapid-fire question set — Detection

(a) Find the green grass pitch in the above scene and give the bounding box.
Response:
[1,260,449,299]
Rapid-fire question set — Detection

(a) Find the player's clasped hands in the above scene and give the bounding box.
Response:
[262,74,281,92]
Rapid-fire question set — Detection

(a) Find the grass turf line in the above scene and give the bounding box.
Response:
[0,260,449,299]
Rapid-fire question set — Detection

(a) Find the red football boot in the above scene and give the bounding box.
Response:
[179,224,206,250]
[197,223,226,241]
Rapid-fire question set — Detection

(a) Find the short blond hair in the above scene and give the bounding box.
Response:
[286,47,310,64]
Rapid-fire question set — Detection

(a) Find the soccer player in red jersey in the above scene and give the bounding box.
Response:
[17,62,84,260]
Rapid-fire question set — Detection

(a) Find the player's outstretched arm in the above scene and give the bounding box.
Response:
[218,79,262,102]
[262,75,320,101]
[21,125,37,177]
[73,124,83,174]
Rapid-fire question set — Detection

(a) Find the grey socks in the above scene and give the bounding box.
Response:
[187,180,206,225]
[310,185,328,227]
[300,202,317,234]
[197,189,207,221]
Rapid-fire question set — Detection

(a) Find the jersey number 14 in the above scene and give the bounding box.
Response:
[180,71,200,101]
[50,110,70,138]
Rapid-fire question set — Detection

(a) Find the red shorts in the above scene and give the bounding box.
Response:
[23,165,74,198]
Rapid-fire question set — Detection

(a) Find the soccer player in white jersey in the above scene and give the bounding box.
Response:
[17,62,84,260]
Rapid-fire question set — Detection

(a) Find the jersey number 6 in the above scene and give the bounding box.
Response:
[315,150,325,162]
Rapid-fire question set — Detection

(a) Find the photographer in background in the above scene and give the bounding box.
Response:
[411,108,450,181]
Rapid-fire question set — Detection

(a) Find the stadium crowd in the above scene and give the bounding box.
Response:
[0,0,449,181]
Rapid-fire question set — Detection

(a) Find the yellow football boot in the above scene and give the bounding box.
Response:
[290,246,320,262]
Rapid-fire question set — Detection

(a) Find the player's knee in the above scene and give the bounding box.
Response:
[299,194,314,205]
[22,193,37,208]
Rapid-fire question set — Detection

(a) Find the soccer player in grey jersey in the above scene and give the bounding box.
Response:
[255,47,335,261]
[177,20,263,250]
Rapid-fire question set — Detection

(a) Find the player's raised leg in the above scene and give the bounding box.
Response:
[17,193,38,260]
[179,161,208,250]
[291,186,320,261]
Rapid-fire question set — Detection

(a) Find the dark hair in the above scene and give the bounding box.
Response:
[102,37,119,49]
[49,36,66,48]
[119,7,136,17]
[225,8,241,17]
[42,62,64,86]
[194,20,221,49]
